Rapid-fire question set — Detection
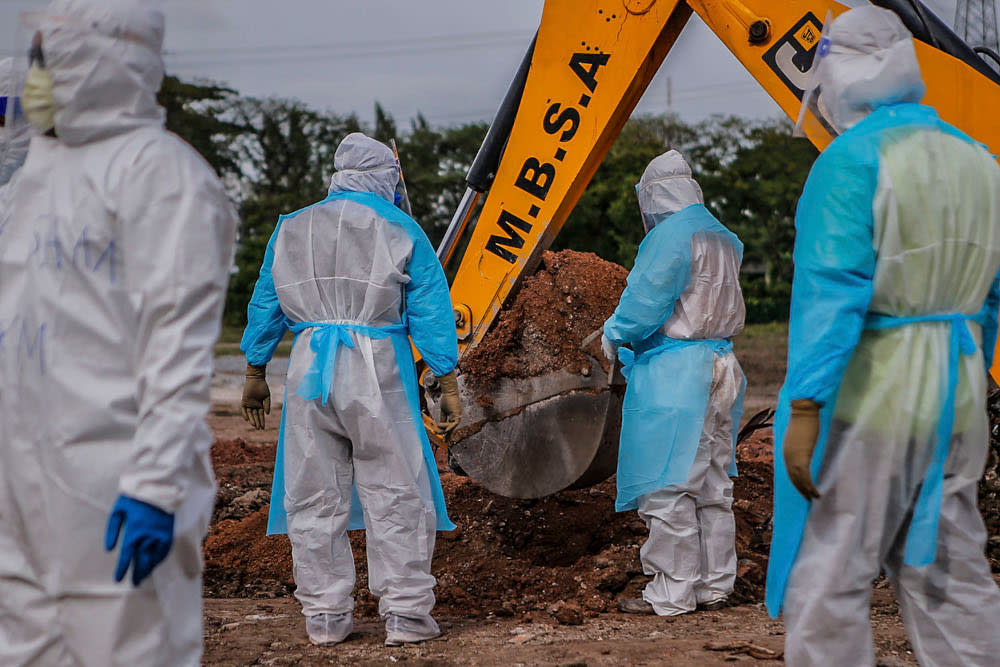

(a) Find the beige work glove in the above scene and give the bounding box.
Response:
[435,370,462,435]
[783,399,821,500]
[241,364,271,430]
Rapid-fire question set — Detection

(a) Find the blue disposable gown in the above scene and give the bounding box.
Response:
[605,203,746,511]
[241,191,456,536]
[765,103,1000,619]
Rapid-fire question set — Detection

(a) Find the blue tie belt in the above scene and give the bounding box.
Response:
[864,311,983,567]
[288,319,407,405]
[617,335,733,376]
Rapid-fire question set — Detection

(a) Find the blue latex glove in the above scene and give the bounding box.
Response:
[104,495,175,586]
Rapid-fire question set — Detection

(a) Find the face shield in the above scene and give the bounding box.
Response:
[635,150,704,233]
[795,7,925,140]
[793,11,838,141]
[637,186,668,234]
[0,57,30,186]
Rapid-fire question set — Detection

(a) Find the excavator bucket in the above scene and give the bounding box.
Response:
[426,350,625,498]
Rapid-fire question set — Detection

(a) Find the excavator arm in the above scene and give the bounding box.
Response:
[423,0,1000,498]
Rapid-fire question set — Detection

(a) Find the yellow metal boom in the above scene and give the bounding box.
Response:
[436,0,1000,381]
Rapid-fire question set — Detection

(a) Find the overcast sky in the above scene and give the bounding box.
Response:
[0,0,965,127]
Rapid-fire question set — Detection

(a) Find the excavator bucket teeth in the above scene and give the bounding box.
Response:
[428,357,625,498]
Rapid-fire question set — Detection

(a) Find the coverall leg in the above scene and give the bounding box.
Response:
[638,353,741,615]
[784,415,1000,666]
[282,334,437,620]
[885,430,1000,666]
[282,345,357,618]
[343,339,437,619]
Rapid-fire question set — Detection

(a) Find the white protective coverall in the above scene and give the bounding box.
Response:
[241,133,458,641]
[0,1,238,664]
[603,151,746,616]
[0,57,30,188]
[766,7,1000,666]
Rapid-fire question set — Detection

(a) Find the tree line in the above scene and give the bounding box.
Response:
[158,76,816,326]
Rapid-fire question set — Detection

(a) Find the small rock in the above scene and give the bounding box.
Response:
[440,526,462,541]
[495,603,515,617]
[554,602,584,626]
[596,570,628,593]
[221,622,241,632]
[628,521,648,536]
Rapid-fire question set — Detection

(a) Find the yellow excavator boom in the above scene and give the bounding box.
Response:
[424,0,1000,496]
[443,0,1000,358]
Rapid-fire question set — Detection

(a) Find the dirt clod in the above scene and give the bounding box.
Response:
[553,602,584,626]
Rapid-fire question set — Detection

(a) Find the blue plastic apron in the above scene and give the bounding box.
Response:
[614,336,738,512]
[766,311,982,615]
[265,319,456,535]
[864,312,982,565]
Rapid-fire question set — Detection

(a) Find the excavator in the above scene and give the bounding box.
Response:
[418,0,1000,499]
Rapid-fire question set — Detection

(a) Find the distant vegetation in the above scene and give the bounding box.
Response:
[159,75,816,326]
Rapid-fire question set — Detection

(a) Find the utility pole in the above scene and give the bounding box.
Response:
[955,0,1000,62]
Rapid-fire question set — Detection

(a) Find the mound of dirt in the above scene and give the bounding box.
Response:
[984,388,1000,571]
[460,249,628,386]
[202,433,775,618]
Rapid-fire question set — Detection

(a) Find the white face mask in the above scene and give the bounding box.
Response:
[22,62,55,134]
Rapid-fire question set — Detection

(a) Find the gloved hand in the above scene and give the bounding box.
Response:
[241,363,270,430]
[435,370,462,435]
[105,495,175,586]
[784,399,821,500]
[601,334,618,363]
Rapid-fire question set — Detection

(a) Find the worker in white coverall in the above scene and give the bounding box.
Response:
[240,132,462,647]
[0,57,30,188]
[764,7,1000,666]
[0,0,238,664]
[603,150,746,616]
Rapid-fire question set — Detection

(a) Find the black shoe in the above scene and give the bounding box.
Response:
[696,597,729,611]
[617,598,655,615]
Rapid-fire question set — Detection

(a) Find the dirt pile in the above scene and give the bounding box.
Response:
[203,433,775,618]
[983,388,1000,571]
[460,249,628,386]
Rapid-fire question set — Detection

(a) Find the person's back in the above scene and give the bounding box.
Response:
[836,124,1000,437]
[272,198,413,329]
[604,150,746,617]
[873,128,1000,316]
[767,7,1000,665]
[660,227,745,341]
[240,132,460,648]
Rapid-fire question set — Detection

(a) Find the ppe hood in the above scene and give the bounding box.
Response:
[33,0,166,146]
[636,149,703,231]
[329,132,400,203]
[816,5,925,133]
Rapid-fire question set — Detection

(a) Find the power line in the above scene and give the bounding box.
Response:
[164,29,531,57]
[164,31,533,67]
[166,38,529,68]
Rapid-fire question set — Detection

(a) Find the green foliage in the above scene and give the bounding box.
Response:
[158,75,242,179]
[223,98,364,324]
[558,114,816,323]
[396,114,488,245]
[163,73,813,329]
